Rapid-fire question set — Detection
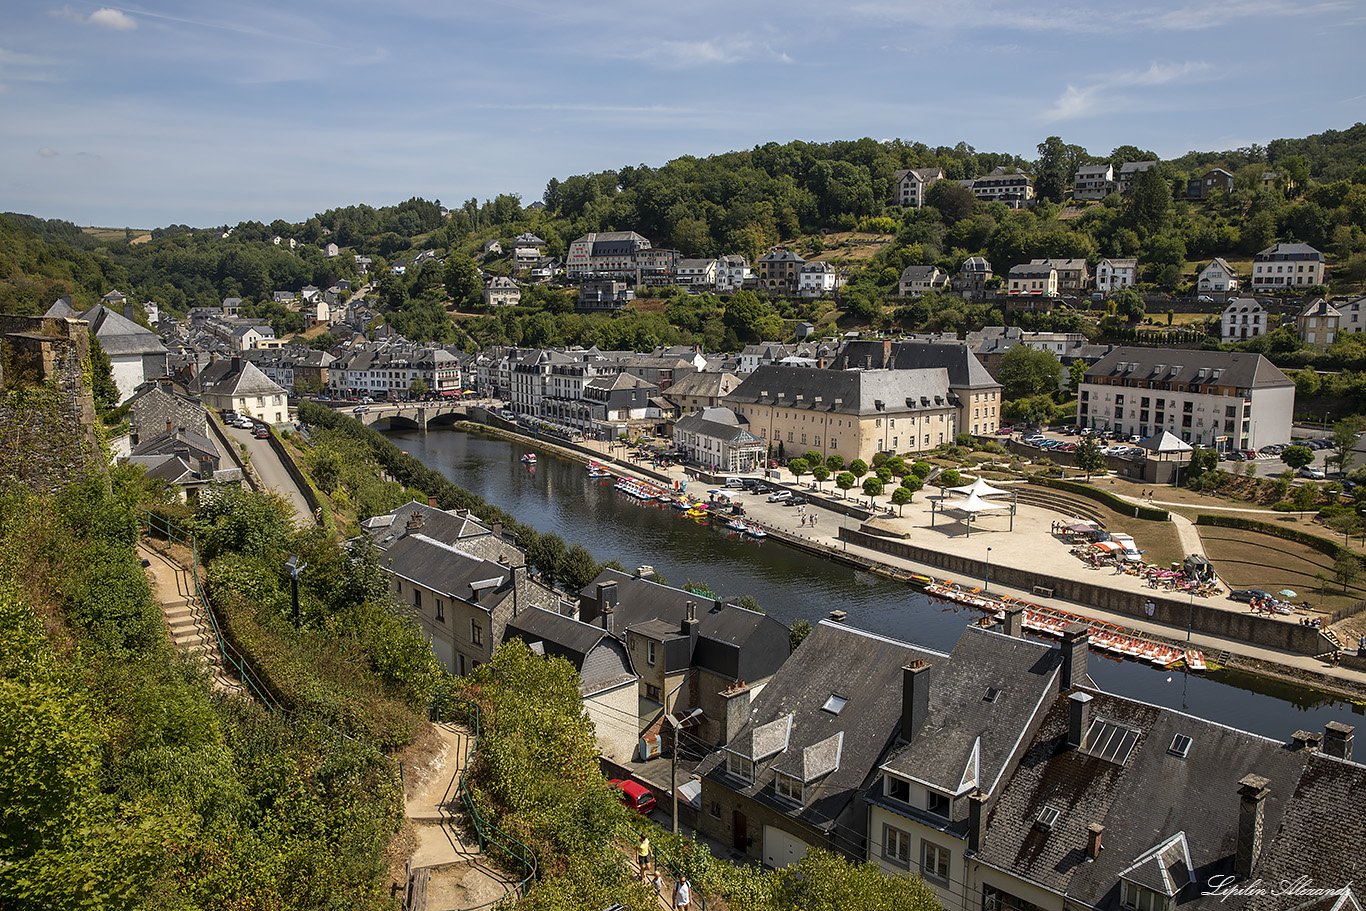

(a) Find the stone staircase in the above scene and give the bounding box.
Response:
[137,543,245,697]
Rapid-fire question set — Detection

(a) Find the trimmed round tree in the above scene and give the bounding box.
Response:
[835,471,856,498]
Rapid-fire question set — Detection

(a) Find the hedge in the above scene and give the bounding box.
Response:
[1027,476,1170,521]
[1194,513,1349,561]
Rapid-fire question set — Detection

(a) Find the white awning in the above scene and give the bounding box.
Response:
[949,492,1009,514]
[948,477,1010,498]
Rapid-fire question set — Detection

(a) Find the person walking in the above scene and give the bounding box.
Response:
[637,835,651,875]
[673,877,691,910]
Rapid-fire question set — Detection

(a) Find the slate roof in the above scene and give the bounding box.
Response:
[961,256,992,274]
[1249,751,1366,909]
[1300,298,1342,319]
[832,341,998,391]
[194,358,287,398]
[1084,347,1294,390]
[504,606,636,696]
[77,304,168,357]
[1256,242,1323,262]
[664,371,741,400]
[44,296,81,319]
[364,501,507,559]
[975,688,1310,909]
[697,620,947,835]
[726,365,959,416]
[899,265,945,282]
[381,533,514,603]
[1202,258,1237,276]
[131,428,217,462]
[674,409,763,446]
[879,626,1062,799]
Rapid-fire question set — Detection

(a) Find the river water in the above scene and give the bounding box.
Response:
[390,427,1363,740]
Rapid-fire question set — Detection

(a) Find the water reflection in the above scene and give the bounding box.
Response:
[390,428,1364,738]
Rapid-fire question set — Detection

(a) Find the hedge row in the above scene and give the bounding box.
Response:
[1194,513,1349,561]
[1027,476,1170,521]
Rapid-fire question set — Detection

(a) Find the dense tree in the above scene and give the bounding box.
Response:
[1075,435,1106,479]
[1280,445,1314,470]
[998,345,1063,399]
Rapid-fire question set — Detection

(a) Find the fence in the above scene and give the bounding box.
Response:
[431,695,538,908]
[137,509,278,708]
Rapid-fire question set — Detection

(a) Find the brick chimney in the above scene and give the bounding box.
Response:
[1291,730,1322,752]
[900,660,931,742]
[197,455,214,480]
[828,610,847,623]
[1086,823,1104,860]
[1235,774,1271,877]
[1324,722,1355,761]
[1061,622,1090,689]
[1068,691,1093,748]
[166,420,173,434]
[682,600,699,636]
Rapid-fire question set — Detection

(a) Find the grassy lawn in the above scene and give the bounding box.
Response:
[1198,527,1364,614]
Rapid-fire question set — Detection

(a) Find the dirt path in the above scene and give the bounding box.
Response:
[401,722,518,910]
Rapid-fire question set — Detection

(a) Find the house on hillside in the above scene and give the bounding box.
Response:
[898,265,949,297]
[1253,243,1325,289]
[892,167,944,209]
[1095,258,1137,294]
[1221,299,1267,342]
[1198,258,1240,293]
[1072,163,1115,200]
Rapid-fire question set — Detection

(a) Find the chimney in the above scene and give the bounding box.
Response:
[1291,730,1322,752]
[1235,774,1271,877]
[1068,692,1093,748]
[1003,604,1024,638]
[900,660,931,743]
[882,339,892,364]
[828,610,847,623]
[719,683,752,746]
[428,497,439,508]
[968,791,986,853]
[1086,823,1104,860]
[405,511,424,532]
[491,521,503,540]
[123,302,140,322]
[166,420,173,434]
[456,508,469,518]
[1061,622,1090,689]
[197,455,213,480]
[1323,722,1355,761]
[682,600,699,635]
[231,355,242,373]
[597,581,617,632]
[512,563,526,617]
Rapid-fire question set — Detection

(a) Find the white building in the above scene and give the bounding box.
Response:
[1253,243,1325,289]
[482,276,521,308]
[1198,258,1240,293]
[1337,296,1366,335]
[892,167,944,209]
[1220,299,1268,343]
[672,407,767,474]
[1079,347,1294,451]
[676,258,718,289]
[1007,263,1058,297]
[798,261,839,298]
[1095,258,1137,294]
[1072,163,1115,200]
[715,254,751,292]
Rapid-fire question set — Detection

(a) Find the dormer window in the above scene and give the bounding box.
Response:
[1121,882,1167,911]
[775,773,803,804]
[727,754,754,783]
[927,790,951,817]
[886,776,910,803]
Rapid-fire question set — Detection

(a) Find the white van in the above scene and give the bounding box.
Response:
[724,477,744,489]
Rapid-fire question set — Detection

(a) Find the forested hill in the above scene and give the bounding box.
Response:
[3,124,1365,329]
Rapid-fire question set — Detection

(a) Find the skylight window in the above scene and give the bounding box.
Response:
[984,687,1002,703]
[1036,805,1061,831]
[822,694,848,715]
[1168,733,1192,759]
[1082,718,1141,765]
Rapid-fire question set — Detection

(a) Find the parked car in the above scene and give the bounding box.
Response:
[767,490,792,503]
[253,427,271,440]
[786,495,809,507]
[1198,295,1215,303]
[1298,466,1326,480]
[609,779,656,816]
[1228,589,1274,603]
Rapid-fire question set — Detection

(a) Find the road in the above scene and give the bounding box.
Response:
[223,425,312,520]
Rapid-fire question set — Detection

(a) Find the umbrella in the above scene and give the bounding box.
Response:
[1279,589,1298,598]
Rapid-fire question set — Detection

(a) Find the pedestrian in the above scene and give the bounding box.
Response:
[1144,600,1155,618]
[651,872,663,896]
[674,877,691,910]
[638,835,651,874]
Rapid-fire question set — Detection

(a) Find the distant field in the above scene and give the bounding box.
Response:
[802,231,893,264]
[81,226,148,243]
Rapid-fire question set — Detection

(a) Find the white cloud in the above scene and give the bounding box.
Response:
[617,37,790,69]
[89,8,136,30]
[37,147,58,157]
[51,6,137,30]
[1042,60,1218,122]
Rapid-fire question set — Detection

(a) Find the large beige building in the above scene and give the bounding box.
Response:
[723,365,963,463]
[834,340,1003,437]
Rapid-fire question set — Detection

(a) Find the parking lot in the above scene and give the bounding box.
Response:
[1010,428,1339,480]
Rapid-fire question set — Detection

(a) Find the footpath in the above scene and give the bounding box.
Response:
[137,540,244,696]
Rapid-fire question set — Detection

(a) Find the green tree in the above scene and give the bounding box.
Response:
[803,450,823,467]
[1334,551,1362,593]
[738,594,763,613]
[835,471,855,497]
[1068,359,1088,394]
[443,253,482,306]
[999,346,1063,399]
[87,332,120,411]
[910,460,932,479]
[408,376,429,398]
[1113,288,1146,323]
[850,459,869,481]
[527,532,568,584]
[939,468,962,487]
[558,544,601,592]
[1292,482,1318,516]
[825,454,845,474]
[769,848,943,911]
[811,465,830,489]
[1075,434,1106,479]
[862,477,884,500]
[1280,445,1314,471]
[1329,416,1364,476]
[925,180,976,222]
[1129,166,1172,233]
[788,458,809,485]
[788,618,812,652]
[891,485,914,515]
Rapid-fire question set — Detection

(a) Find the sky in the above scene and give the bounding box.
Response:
[1,0,1362,229]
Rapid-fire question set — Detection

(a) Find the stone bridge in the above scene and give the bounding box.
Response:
[344,402,468,433]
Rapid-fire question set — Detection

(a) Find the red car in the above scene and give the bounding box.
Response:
[610,779,657,816]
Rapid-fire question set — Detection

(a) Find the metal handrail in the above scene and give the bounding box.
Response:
[138,510,278,708]
[431,695,538,908]
[622,824,709,911]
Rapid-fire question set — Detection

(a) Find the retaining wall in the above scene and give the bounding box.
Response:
[838,526,1335,656]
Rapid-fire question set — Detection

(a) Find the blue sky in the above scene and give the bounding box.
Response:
[1,0,1361,229]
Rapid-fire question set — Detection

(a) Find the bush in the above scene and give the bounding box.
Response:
[1194,514,1351,560]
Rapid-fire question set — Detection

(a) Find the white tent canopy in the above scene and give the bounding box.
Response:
[948,492,1009,514]
[1139,430,1194,455]
[948,477,1010,498]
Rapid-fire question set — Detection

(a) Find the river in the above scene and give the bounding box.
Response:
[390,427,1364,740]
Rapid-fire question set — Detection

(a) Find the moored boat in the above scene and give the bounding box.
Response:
[521,453,537,464]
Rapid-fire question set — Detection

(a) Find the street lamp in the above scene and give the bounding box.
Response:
[285,554,308,631]
[985,547,992,594]
[1187,587,1195,643]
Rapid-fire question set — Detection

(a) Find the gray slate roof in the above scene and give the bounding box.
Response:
[975,688,1310,909]
[504,606,636,696]
[726,365,959,416]
[674,409,763,446]
[1084,347,1294,390]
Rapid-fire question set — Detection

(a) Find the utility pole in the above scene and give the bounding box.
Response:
[285,554,308,630]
